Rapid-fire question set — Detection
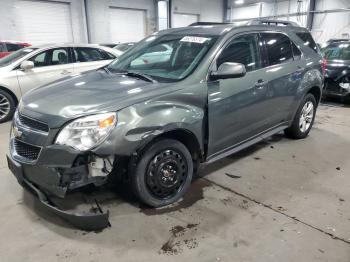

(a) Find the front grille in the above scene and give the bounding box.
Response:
[14,140,41,161]
[18,114,49,132]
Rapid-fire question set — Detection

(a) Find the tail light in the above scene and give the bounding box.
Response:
[321,59,327,77]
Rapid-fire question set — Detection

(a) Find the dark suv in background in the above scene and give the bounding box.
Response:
[7,20,323,229]
[321,40,350,101]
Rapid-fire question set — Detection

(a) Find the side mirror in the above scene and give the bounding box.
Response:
[210,62,246,80]
[20,61,34,71]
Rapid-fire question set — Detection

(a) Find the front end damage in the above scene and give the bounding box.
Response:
[7,112,118,230]
[7,154,110,230]
[324,68,350,98]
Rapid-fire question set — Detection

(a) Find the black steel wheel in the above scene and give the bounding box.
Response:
[131,139,193,207]
[146,149,188,200]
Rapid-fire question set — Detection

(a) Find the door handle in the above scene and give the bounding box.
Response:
[61,70,72,75]
[254,79,267,89]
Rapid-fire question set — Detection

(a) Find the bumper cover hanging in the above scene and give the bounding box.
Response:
[7,155,110,231]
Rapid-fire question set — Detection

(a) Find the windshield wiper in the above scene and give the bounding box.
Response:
[120,71,157,83]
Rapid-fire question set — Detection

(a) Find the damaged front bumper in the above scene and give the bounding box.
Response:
[323,74,350,98]
[7,153,111,231]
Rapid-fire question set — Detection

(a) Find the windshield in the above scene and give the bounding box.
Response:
[321,43,350,60]
[115,43,134,52]
[107,34,218,82]
[0,47,38,67]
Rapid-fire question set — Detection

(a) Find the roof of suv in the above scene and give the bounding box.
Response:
[28,43,112,49]
[157,22,306,37]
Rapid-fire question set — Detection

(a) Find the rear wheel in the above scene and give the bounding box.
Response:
[285,93,316,139]
[0,90,16,123]
[131,139,193,207]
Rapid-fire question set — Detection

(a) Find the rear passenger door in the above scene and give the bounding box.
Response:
[259,32,304,123]
[72,47,115,73]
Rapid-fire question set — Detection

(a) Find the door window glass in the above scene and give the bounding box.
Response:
[52,48,68,65]
[29,48,69,67]
[292,42,302,60]
[29,51,48,67]
[261,33,293,66]
[74,48,107,62]
[217,34,262,72]
[295,32,318,53]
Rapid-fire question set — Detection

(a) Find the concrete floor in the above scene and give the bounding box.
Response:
[0,102,349,262]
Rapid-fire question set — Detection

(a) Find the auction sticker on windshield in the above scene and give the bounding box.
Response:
[180,36,211,44]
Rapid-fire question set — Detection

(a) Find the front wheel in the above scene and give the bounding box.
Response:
[284,93,317,139]
[0,90,16,123]
[131,139,193,207]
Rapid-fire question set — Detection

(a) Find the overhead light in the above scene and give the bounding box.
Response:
[235,0,244,4]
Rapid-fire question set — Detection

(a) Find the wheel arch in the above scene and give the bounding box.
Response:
[0,86,19,106]
[307,86,322,105]
[138,128,204,162]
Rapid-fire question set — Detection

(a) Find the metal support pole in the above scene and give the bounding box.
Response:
[224,0,229,22]
[307,0,316,30]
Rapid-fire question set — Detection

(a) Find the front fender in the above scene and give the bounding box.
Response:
[94,100,205,156]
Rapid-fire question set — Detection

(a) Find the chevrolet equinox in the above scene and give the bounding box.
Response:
[7,20,323,229]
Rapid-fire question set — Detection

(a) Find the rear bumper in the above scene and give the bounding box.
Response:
[7,154,110,231]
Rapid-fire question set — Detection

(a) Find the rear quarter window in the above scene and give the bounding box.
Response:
[261,33,294,66]
[295,32,318,53]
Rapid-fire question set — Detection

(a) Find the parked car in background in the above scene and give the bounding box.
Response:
[0,40,30,58]
[0,44,120,122]
[114,42,135,53]
[321,41,350,101]
[7,21,323,229]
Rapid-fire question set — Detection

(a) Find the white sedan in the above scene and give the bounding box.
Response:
[0,44,120,122]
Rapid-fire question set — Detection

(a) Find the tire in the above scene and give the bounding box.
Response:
[0,89,16,123]
[131,139,193,207]
[284,93,317,139]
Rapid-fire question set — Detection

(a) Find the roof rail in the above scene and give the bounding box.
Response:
[326,38,350,43]
[249,19,300,27]
[189,22,231,26]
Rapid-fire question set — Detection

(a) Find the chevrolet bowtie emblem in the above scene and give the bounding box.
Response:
[13,126,22,139]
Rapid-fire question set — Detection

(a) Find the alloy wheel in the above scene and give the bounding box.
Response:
[299,101,314,133]
[0,94,10,121]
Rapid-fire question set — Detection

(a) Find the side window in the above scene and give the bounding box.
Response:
[29,51,49,67]
[74,47,106,62]
[6,43,22,52]
[99,49,115,60]
[292,42,302,60]
[217,33,262,72]
[0,43,5,52]
[51,48,69,65]
[261,33,293,66]
[295,32,318,53]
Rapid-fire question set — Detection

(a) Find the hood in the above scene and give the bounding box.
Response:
[20,69,174,127]
[325,59,350,79]
[0,64,12,72]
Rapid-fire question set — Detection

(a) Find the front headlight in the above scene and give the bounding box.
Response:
[55,113,117,151]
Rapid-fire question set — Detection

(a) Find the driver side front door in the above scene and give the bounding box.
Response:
[207,33,272,159]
